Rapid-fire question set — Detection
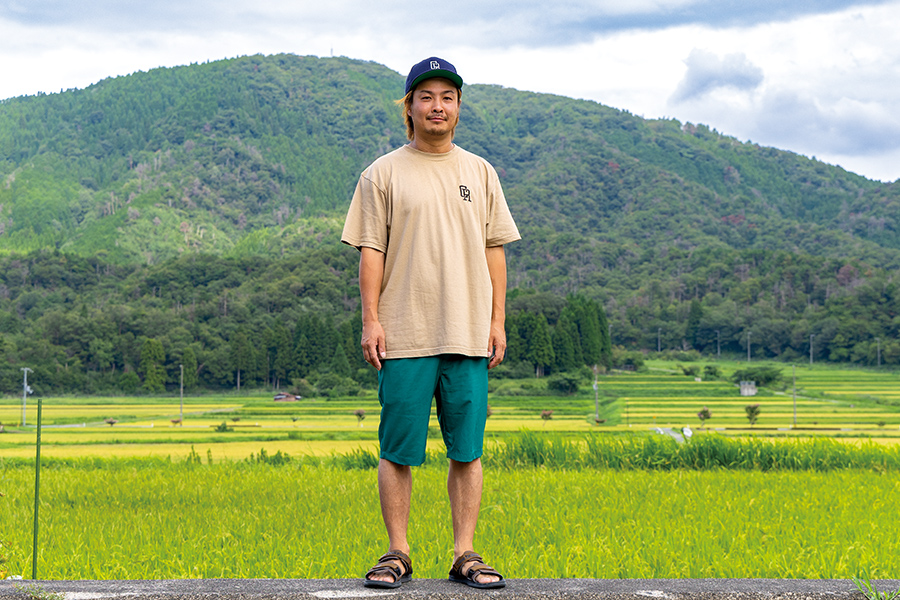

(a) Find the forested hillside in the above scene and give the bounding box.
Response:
[0,54,898,394]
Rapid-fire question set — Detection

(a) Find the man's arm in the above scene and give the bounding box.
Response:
[485,245,507,370]
[360,246,387,370]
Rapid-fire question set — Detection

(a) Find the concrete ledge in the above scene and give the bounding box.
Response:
[1,578,896,600]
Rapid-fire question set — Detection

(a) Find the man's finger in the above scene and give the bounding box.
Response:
[362,340,380,370]
[374,336,386,370]
[487,339,505,369]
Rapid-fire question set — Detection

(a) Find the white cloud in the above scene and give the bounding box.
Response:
[670,50,763,103]
[652,3,900,180]
[1,0,900,181]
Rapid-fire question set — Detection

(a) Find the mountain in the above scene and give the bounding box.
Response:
[2,54,898,264]
[0,54,898,393]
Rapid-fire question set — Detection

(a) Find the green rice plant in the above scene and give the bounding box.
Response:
[247,448,291,466]
[335,447,380,470]
[0,491,10,580]
[2,462,899,579]
[489,430,582,468]
[483,431,900,472]
[185,446,202,465]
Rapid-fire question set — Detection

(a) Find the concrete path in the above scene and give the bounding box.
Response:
[1,578,895,600]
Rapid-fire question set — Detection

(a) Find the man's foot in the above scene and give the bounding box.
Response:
[364,550,412,589]
[449,550,505,589]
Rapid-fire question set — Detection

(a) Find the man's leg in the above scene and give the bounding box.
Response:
[369,357,438,583]
[369,458,412,583]
[447,457,499,585]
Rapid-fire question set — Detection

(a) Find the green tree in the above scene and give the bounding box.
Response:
[86,338,114,373]
[745,404,761,427]
[566,295,611,369]
[686,298,703,349]
[330,343,352,377]
[181,346,199,390]
[293,331,310,378]
[551,313,579,372]
[505,313,526,364]
[273,325,293,390]
[547,372,580,395]
[525,313,554,377]
[230,329,251,391]
[139,338,166,393]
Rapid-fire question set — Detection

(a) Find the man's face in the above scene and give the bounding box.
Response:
[408,78,460,140]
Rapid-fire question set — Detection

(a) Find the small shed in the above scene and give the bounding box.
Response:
[739,381,757,396]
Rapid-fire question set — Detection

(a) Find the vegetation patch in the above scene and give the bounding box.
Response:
[1,459,897,579]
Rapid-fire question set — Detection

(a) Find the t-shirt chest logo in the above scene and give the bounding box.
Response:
[459,185,472,203]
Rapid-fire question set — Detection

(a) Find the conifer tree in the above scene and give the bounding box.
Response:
[139,338,166,393]
[330,343,352,377]
[181,346,198,390]
[273,325,293,390]
[552,313,579,372]
[505,313,526,364]
[230,329,251,391]
[686,298,703,349]
[526,313,555,377]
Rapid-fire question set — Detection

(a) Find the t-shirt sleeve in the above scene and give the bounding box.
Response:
[341,172,389,253]
[485,173,521,247]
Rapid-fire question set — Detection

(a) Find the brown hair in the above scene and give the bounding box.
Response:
[395,85,463,142]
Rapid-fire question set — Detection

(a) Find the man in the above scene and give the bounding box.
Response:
[341,56,520,589]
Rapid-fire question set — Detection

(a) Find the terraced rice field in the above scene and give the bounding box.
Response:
[611,363,900,434]
[1,362,899,461]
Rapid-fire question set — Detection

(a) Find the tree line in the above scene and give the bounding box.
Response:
[0,250,614,396]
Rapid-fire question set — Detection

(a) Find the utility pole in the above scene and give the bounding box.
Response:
[21,367,33,427]
[876,338,881,368]
[809,334,815,365]
[657,327,661,353]
[747,330,752,362]
[716,330,720,360]
[592,366,600,423]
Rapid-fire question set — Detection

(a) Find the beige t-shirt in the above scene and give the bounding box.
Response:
[341,144,521,359]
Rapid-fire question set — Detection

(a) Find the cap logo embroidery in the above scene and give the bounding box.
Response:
[430,60,440,70]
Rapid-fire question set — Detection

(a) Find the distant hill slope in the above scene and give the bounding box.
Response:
[1,55,899,389]
[1,53,898,271]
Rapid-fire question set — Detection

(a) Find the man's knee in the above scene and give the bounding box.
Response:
[449,457,482,470]
[380,458,412,472]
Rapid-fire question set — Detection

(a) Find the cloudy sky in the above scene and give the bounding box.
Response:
[2,0,900,182]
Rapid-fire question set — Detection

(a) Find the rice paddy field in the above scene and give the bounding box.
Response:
[2,360,900,580]
[3,360,899,461]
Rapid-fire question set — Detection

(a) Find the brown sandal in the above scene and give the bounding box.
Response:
[364,550,412,589]
[449,550,506,589]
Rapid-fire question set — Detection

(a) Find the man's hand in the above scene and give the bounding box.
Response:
[487,321,506,370]
[362,319,387,370]
[485,245,508,370]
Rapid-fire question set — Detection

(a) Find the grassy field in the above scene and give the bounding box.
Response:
[1,461,898,580]
[3,361,900,581]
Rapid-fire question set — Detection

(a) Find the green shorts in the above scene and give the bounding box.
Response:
[377,355,489,466]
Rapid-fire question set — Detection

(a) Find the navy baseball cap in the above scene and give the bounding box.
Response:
[405,57,463,95]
